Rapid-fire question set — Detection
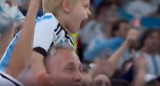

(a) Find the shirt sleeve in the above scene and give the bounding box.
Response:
[33,17,59,57]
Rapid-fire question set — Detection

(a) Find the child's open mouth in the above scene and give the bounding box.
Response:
[80,19,88,29]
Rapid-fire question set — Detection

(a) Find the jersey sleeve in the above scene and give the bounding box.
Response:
[33,16,59,57]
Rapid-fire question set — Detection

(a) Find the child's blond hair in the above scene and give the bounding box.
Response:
[43,0,78,15]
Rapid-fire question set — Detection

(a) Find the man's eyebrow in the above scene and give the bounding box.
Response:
[66,62,75,67]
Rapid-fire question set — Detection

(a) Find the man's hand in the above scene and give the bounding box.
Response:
[132,50,147,72]
[132,50,147,86]
[29,0,42,8]
[30,0,42,5]
[37,72,54,86]
[125,29,141,46]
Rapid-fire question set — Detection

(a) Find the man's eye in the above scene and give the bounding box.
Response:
[65,67,74,72]
[84,5,89,8]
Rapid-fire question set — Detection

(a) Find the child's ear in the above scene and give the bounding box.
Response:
[62,0,71,13]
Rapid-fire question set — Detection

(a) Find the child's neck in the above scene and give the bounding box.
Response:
[55,14,71,35]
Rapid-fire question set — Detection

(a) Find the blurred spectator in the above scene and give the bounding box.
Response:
[88,29,140,86]
[132,51,147,86]
[131,50,160,86]
[136,29,160,77]
[89,29,140,72]
[0,14,14,59]
[149,4,160,17]
[93,0,103,8]
[111,19,130,38]
[151,0,160,8]
[80,1,116,48]
[111,79,129,86]
[145,78,160,86]
[18,0,43,17]
[82,73,92,86]
[0,0,24,20]
[18,0,30,16]
[113,0,126,8]
[84,19,131,62]
[126,0,156,18]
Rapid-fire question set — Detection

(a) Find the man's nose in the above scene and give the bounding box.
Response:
[73,71,82,82]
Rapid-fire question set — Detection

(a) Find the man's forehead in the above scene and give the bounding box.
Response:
[66,61,82,67]
[49,48,80,63]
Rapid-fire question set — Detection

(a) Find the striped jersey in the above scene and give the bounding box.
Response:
[33,13,74,56]
[0,13,74,72]
[0,72,24,86]
[136,51,160,76]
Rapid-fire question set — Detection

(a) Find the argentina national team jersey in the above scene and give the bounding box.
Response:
[0,72,24,86]
[33,13,75,57]
[0,13,74,72]
[0,32,20,72]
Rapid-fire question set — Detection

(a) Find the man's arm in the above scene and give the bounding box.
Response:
[7,0,41,79]
[31,51,47,76]
[84,38,124,61]
[104,29,140,77]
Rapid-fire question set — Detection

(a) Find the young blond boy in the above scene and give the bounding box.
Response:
[31,0,91,79]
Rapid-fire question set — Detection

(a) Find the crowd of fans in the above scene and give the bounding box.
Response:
[0,0,160,86]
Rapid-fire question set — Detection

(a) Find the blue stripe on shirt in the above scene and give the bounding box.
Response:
[0,6,3,13]
[0,14,52,72]
[152,56,159,75]
[36,15,52,23]
[0,32,21,72]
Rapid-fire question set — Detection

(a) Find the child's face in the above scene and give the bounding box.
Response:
[67,0,91,33]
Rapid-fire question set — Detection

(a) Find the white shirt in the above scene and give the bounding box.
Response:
[126,0,155,18]
[0,0,24,20]
[0,72,24,86]
[136,51,160,76]
[33,13,74,56]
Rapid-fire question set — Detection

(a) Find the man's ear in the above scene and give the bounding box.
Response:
[62,0,71,13]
